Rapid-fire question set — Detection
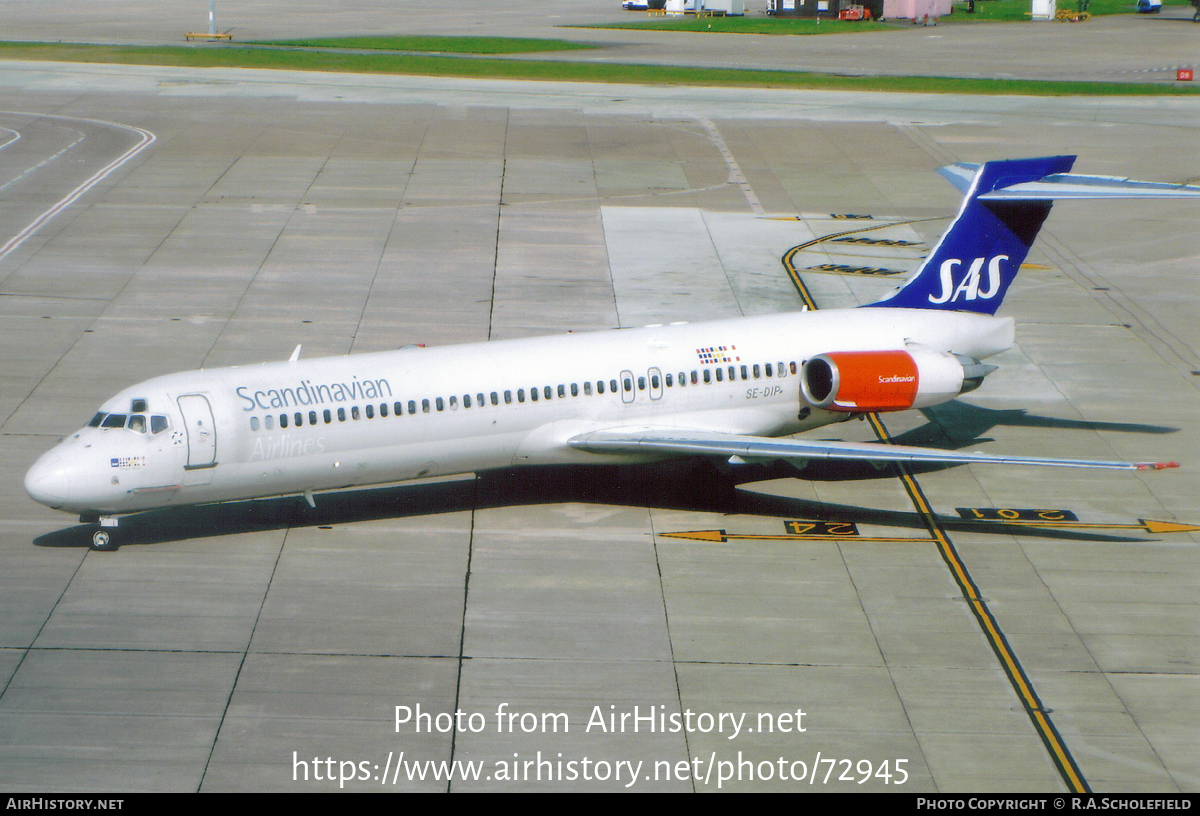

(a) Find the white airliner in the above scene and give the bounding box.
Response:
[24,156,1200,549]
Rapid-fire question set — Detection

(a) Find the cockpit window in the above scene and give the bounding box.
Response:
[88,413,105,428]
[151,415,169,434]
[101,414,127,429]
[127,415,147,433]
[131,398,148,413]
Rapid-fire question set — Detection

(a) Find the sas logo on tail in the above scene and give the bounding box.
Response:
[929,256,1008,304]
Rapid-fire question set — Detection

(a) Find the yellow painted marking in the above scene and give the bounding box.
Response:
[961,518,1199,534]
[663,517,1194,546]
[804,263,906,278]
[957,508,1196,534]
[781,232,1092,793]
[1141,519,1200,534]
[786,520,859,535]
[863,412,1091,793]
[659,529,933,544]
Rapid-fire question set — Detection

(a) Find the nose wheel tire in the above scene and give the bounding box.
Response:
[91,529,117,551]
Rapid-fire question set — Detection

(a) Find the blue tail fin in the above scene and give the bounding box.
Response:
[866,155,1076,315]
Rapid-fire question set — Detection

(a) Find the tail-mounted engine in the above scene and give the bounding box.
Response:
[800,349,996,413]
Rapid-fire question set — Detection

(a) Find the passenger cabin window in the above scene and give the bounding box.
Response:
[250,417,260,431]
[366,404,374,419]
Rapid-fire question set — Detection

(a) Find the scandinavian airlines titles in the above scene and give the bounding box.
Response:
[929,256,1007,304]
[236,376,394,412]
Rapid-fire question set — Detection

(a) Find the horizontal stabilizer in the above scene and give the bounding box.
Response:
[568,427,1178,472]
[939,162,1200,200]
[870,156,1200,316]
[979,173,1200,201]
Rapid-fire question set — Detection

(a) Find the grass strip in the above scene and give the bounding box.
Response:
[585,0,1191,28]
[245,35,596,54]
[944,0,1191,20]
[575,17,892,34]
[0,41,1195,96]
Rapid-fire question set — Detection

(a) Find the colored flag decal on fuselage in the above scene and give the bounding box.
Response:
[697,345,739,364]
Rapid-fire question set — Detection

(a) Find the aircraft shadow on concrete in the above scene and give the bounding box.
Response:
[918,402,1176,444]
[33,400,1174,550]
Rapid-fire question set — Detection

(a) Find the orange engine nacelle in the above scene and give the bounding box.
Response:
[800,349,985,413]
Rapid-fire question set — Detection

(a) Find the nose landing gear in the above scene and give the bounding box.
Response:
[86,516,121,551]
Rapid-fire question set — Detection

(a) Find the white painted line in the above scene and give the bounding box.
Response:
[0,126,20,152]
[0,113,156,263]
[698,117,764,216]
[0,129,85,196]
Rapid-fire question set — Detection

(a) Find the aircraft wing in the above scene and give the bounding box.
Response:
[567,427,1178,471]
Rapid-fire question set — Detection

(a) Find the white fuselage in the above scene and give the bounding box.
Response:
[25,307,1013,516]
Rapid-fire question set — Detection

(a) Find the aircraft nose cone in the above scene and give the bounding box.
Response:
[25,451,71,508]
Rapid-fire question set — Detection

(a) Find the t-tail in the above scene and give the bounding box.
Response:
[866,155,1200,315]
